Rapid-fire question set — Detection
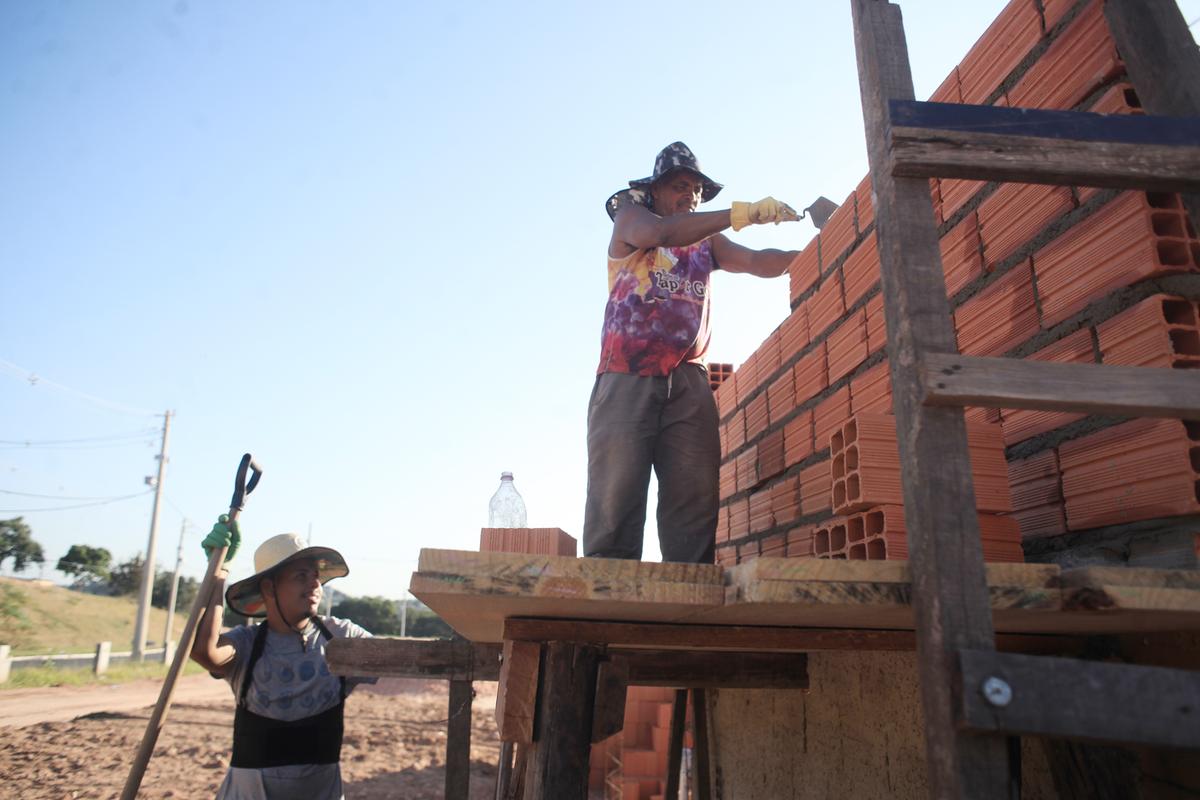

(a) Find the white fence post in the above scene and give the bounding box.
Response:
[0,645,11,684]
[94,641,111,676]
[163,640,176,664]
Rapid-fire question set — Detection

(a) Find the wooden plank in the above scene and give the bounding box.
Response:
[324,637,500,680]
[411,549,724,643]
[495,742,515,800]
[614,651,809,689]
[921,353,1200,419]
[887,100,1200,190]
[958,649,1200,749]
[591,657,627,743]
[445,678,473,800]
[691,688,713,800]
[524,642,600,800]
[852,1,1011,795]
[664,689,688,800]
[1059,566,1200,620]
[1104,0,1200,234]
[495,640,540,743]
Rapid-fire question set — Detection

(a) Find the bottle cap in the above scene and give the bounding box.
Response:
[500,471,513,480]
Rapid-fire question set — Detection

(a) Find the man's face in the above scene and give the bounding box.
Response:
[650,170,704,217]
[264,558,322,621]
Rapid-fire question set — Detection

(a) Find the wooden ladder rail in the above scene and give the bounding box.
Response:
[850,1,1200,797]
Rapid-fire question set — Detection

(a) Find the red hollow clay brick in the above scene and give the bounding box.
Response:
[749,488,774,535]
[958,0,1043,105]
[1088,82,1142,117]
[793,342,829,404]
[808,271,847,340]
[726,409,746,453]
[842,233,880,309]
[1098,294,1200,369]
[800,460,833,516]
[758,428,786,483]
[826,309,870,384]
[768,370,796,428]
[1007,449,1067,540]
[939,177,988,224]
[716,373,737,420]
[772,475,802,528]
[999,328,1095,445]
[850,360,893,416]
[978,183,1074,270]
[719,460,737,501]
[856,176,875,235]
[728,497,750,540]
[715,544,736,566]
[813,386,852,455]
[851,505,1023,562]
[1036,191,1200,327]
[1009,0,1123,112]
[735,352,758,405]
[736,539,760,564]
[779,305,810,364]
[479,528,579,556]
[942,211,985,296]
[759,331,783,386]
[789,240,821,304]
[818,192,858,269]
[735,446,758,493]
[929,66,963,104]
[1040,0,1075,32]
[1059,418,1200,530]
[784,410,814,467]
[786,525,815,558]
[815,517,850,557]
[759,532,788,558]
[745,392,769,442]
[716,504,731,544]
[866,293,887,355]
[954,260,1040,356]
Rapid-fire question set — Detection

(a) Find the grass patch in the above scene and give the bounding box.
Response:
[3,659,207,690]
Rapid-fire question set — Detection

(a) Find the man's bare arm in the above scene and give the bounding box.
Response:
[610,203,733,258]
[711,233,799,278]
[190,574,237,677]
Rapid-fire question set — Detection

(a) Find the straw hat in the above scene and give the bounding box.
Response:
[225,533,349,617]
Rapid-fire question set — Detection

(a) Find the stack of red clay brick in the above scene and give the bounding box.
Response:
[588,687,687,800]
[715,0,1200,570]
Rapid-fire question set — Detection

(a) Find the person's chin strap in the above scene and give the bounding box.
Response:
[263,582,316,636]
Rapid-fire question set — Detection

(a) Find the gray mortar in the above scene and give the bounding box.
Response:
[1023,514,1200,569]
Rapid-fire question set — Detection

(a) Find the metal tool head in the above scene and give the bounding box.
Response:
[801,196,839,230]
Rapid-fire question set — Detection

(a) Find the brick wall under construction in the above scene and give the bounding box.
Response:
[715,0,1200,572]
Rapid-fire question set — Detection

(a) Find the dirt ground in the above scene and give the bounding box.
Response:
[0,676,502,799]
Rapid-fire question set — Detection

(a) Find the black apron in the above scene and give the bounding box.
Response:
[230,617,347,769]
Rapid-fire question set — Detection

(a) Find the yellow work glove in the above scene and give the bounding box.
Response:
[730,197,800,231]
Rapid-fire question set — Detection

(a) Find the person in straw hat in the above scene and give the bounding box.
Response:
[192,516,373,800]
[587,141,803,565]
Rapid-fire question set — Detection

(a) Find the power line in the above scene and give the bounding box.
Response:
[0,358,159,417]
[0,490,153,513]
[1,489,141,500]
[0,439,157,451]
[0,429,158,446]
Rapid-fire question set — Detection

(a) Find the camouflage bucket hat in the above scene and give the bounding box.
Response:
[605,141,724,220]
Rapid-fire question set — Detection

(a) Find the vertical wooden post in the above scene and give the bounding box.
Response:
[445,679,473,800]
[495,741,514,800]
[1104,0,1200,234]
[523,642,600,800]
[663,689,688,799]
[850,1,1010,797]
[94,641,112,676]
[691,688,713,800]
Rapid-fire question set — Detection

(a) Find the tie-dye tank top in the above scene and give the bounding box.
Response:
[597,239,714,376]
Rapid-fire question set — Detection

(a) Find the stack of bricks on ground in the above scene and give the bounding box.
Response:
[714,0,1200,571]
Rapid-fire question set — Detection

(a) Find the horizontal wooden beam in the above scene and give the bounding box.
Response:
[888,100,1200,191]
[325,637,501,681]
[958,649,1200,749]
[614,650,808,689]
[921,353,1200,419]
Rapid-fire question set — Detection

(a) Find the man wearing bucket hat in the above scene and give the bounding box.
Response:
[191,517,372,800]
[586,141,802,565]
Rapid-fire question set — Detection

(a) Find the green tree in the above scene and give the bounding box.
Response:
[407,609,453,638]
[0,517,45,573]
[152,571,198,611]
[107,554,144,596]
[57,544,112,586]
[332,595,402,634]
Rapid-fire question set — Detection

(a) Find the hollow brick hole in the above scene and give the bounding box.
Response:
[865,510,884,537]
[847,444,860,471]
[848,516,865,542]
[867,538,885,559]
[1163,299,1197,327]
[1170,330,1200,356]
[1147,192,1181,211]
[845,418,859,446]
[831,523,847,551]
[815,528,830,554]
[847,474,861,502]
[1151,211,1186,239]
[833,453,846,480]
[833,479,847,509]
[849,543,867,560]
[1157,240,1191,267]
[1190,446,1200,474]
[830,429,845,455]
[1123,87,1142,108]
[832,552,848,560]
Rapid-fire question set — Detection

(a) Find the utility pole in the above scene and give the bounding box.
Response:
[400,594,408,637]
[132,410,172,661]
[162,518,188,657]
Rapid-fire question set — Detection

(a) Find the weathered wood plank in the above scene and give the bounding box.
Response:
[614,651,809,689]
[524,642,600,800]
[664,689,688,800]
[445,678,473,800]
[1104,0,1200,234]
[591,657,627,743]
[692,688,713,800]
[921,353,1200,419]
[495,640,539,743]
[324,637,500,680]
[852,0,1011,795]
[958,650,1200,749]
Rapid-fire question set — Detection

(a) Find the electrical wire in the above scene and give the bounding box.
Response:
[0,429,158,446]
[0,490,153,513]
[0,358,160,417]
[0,489,138,500]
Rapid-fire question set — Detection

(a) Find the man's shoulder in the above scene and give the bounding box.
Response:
[318,615,372,639]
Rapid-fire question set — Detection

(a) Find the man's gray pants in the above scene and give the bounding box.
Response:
[583,363,719,564]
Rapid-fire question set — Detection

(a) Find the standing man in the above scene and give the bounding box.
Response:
[192,518,372,800]
[585,141,801,564]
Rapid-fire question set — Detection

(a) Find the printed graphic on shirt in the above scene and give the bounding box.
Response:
[598,240,714,376]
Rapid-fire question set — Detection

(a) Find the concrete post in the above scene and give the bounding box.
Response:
[94,641,111,676]
[163,640,176,664]
[0,644,11,684]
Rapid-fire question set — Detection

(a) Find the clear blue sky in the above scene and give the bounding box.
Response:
[3,1,1197,602]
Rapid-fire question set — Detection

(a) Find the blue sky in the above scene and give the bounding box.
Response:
[3,1,1197,603]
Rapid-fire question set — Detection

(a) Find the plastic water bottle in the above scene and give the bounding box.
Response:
[488,471,528,528]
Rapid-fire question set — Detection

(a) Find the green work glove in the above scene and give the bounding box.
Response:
[201,514,241,562]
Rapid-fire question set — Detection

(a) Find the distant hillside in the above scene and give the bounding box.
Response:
[0,576,187,656]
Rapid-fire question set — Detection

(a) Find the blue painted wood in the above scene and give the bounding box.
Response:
[889,100,1200,147]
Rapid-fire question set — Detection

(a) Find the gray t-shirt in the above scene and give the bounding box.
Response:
[214,615,372,800]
